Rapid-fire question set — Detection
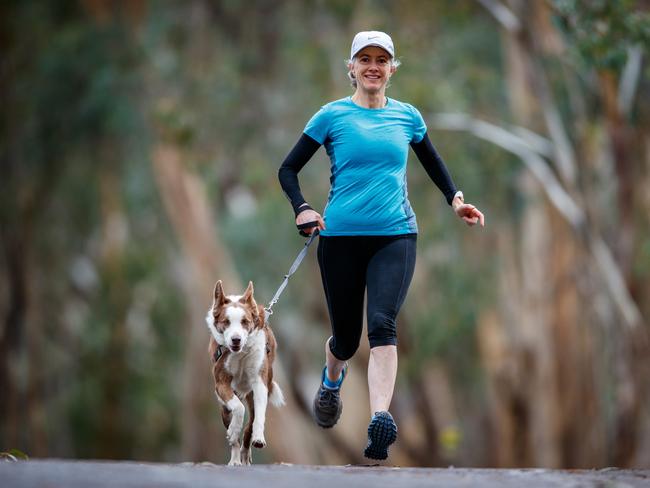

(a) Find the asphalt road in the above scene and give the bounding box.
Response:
[1,460,649,488]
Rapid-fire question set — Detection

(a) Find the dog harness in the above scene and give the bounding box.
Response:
[213,342,272,362]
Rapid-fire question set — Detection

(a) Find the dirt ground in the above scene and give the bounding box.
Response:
[1,460,649,487]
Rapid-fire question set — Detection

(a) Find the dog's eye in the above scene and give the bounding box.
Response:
[241,318,250,326]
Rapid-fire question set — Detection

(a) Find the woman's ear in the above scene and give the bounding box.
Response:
[348,60,356,78]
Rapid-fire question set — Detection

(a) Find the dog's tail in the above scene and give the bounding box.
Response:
[269,381,286,407]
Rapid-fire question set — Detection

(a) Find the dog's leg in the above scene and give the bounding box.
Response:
[221,407,232,430]
[225,395,244,465]
[228,439,242,466]
[216,385,245,466]
[220,406,242,465]
[250,380,268,448]
[241,393,255,465]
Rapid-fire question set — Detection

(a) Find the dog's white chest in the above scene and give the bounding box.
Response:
[225,330,266,394]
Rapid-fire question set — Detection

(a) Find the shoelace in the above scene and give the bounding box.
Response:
[317,388,340,410]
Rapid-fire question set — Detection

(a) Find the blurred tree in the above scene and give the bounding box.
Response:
[436,0,650,467]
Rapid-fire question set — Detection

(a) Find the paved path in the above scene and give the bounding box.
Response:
[1,460,649,487]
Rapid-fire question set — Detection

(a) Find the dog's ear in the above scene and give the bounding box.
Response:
[240,281,255,305]
[213,280,227,309]
[254,303,266,329]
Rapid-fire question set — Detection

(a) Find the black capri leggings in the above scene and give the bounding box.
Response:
[317,234,417,361]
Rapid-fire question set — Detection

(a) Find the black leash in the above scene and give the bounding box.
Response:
[264,228,319,320]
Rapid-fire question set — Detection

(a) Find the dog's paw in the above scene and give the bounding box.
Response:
[252,435,266,449]
[227,458,242,466]
[240,447,252,465]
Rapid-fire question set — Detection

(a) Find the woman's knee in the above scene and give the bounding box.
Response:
[329,335,360,361]
[367,311,397,348]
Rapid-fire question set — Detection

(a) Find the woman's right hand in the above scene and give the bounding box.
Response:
[296,207,326,235]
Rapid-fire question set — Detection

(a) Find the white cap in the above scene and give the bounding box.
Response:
[350,31,395,59]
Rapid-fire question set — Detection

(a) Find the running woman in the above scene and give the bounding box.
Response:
[278,31,485,461]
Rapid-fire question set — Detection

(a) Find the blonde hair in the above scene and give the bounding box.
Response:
[345,56,401,89]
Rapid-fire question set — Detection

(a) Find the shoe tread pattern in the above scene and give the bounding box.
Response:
[364,412,397,460]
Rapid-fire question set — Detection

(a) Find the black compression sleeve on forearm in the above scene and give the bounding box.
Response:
[410,133,458,205]
[278,133,321,216]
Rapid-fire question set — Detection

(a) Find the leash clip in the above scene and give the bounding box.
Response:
[264,306,274,320]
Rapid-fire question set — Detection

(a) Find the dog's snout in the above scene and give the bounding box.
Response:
[231,336,241,345]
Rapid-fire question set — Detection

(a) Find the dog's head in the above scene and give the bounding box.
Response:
[206,280,263,353]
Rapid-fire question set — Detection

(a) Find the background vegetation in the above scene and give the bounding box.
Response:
[2,0,650,467]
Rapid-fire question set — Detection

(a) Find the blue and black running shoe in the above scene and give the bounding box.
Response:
[364,411,397,460]
[312,364,348,428]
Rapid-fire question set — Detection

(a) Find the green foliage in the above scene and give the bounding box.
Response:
[553,0,650,71]
[0,449,29,461]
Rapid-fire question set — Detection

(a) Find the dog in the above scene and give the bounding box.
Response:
[205,280,285,465]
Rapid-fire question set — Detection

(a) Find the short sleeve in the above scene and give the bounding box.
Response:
[303,105,331,145]
[410,105,427,143]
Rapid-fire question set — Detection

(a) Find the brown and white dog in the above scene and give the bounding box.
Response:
[205,280,285,465]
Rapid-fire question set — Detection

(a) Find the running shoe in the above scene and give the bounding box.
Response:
[312,364,347,428]
[364,410,398,460]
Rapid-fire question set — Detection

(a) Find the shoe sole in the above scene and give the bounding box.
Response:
[364,413,397,460]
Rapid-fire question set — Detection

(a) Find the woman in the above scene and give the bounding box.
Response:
[278,31,484,461]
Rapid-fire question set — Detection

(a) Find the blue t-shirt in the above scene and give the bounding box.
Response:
[304,96,427,236]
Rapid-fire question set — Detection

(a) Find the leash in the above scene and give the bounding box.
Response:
[264,229,319,321]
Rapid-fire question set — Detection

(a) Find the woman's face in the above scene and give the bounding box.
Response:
[350,46,396,93]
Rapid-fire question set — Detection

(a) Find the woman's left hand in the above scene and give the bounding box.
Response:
[454,202,485,227]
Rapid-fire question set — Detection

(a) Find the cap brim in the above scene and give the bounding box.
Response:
[352,43,394,58]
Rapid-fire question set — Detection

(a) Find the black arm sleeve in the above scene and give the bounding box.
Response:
[278,133,322,216]
[410,132,458,205]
